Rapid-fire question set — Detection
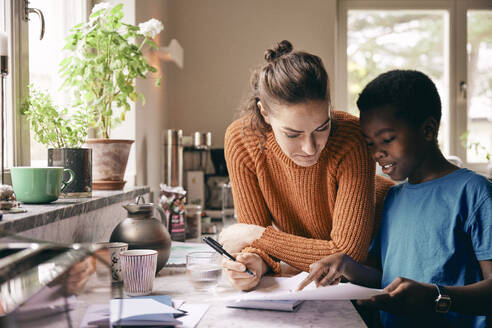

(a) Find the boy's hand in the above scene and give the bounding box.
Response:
[297,253,350,291]
[357,276,436,314]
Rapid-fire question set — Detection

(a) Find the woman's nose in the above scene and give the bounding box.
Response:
[301,135,317,155]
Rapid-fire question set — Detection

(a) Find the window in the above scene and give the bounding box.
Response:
[3,0,136,185]
[28,0,88,166]
[338,0,492,172]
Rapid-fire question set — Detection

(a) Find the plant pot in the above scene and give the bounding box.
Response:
[85,139,134,190]
[48,148,92,197]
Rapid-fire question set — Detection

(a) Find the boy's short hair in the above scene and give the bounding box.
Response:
[356,70,442,129]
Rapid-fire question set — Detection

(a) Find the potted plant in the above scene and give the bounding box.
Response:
[59,2,164,190]
[22,86,93,197]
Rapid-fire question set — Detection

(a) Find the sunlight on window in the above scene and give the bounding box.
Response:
[466,10,492,163]
[347,10,449,155]
[28,0,85,166]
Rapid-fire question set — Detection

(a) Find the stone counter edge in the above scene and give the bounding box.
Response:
[0,186,150,235]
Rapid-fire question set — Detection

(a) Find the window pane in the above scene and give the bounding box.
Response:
[347,10,449,154]
[28,0,85,166]
[466,11,492,163]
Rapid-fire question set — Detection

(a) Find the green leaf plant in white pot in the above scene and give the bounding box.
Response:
[59,2,163,190]
[22,86,93,197]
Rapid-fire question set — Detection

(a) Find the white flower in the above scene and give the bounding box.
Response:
[138,19,164,39]
[91,2,111,14]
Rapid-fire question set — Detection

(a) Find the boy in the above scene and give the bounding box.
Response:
[297,70,492,327]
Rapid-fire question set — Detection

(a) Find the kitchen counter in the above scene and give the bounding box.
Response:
[74,266,367,328]
[0,187,150,244]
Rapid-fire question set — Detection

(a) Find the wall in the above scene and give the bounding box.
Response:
[166,0,338,148]
[131,0,338,199]
[134,0,172,201]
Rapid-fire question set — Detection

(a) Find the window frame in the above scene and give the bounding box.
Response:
[3,0,92,180]
[337,0,492,172]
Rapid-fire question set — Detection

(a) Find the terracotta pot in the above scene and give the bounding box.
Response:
[85,139,134,190]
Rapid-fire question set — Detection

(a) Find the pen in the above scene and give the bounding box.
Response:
[202,236,255,276]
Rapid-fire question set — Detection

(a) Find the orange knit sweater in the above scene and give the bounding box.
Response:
[224,111,394,272]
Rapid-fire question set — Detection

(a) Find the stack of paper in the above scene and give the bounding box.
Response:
[227,299,303,312]
[110,297,183,326]
[80,296,210,328]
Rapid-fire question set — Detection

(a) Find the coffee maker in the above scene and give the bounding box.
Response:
[204,149,229,216]
[182,132,213,208]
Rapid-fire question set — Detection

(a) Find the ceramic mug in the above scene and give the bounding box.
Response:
[10,166,75,204]
[95,242,128,283]
[120,249,157,296]
[11,167,75,203]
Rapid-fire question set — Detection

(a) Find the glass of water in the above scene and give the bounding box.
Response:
[186,252,222,291]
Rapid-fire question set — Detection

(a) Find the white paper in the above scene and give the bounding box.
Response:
[177,303,210,328]
[110,298,182,324]
[226,272,385,301]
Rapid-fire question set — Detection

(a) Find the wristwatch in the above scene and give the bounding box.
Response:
[434,284,452,313]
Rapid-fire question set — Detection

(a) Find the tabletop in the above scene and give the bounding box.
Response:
[150,266,367,328]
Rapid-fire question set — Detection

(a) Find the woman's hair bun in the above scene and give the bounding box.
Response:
[264,40,293,62]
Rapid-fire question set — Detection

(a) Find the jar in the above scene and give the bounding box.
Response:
[185,204,202,239]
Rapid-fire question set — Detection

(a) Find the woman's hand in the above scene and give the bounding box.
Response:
[218,223,266,254]
[297,253,350,291]
[357,276,436,314]
[222,252,268,291]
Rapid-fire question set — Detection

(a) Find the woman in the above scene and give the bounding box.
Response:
[220,40,393,291]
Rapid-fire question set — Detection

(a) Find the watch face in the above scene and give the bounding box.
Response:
[436,296,452,313]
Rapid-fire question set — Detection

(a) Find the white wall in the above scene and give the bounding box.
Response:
[135,0,171,201]
[131,0,338,199]
[166,0,338,148]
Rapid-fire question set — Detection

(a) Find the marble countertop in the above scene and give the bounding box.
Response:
[151,267,367,327]
[0,186,149,234]
[74,266,367,328]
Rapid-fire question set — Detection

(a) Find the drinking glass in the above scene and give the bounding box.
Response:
[186,252,222,291]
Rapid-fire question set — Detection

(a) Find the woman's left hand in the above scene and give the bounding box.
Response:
[218,223,266,254]
[357,276,436,314]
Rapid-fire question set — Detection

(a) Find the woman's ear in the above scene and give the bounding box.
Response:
[258,101,271,125]
[422,117,438,142]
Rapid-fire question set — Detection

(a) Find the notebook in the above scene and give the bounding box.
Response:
[226,299,303,312]
[109,295,183,326]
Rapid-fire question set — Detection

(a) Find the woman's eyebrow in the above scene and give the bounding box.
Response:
[282,118,331,133]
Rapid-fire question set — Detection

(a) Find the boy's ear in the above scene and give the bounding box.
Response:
[258,101,271,125]
[421,117,438,142]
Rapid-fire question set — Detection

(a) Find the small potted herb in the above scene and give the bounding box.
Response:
[22,86,93,197]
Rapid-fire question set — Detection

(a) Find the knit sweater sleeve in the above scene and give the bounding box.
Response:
[224,121,273,227]
[251,138,376,271]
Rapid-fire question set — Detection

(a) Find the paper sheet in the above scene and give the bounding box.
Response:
[226,272,385,301]
[177,303,210,328]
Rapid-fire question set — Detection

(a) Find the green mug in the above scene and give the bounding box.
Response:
[11,167,75,204]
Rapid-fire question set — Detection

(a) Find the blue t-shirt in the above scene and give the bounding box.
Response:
[371,168,492,328]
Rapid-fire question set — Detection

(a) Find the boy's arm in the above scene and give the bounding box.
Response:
[358,260,492,315]
[444,260,492,314]
[297,253,382,291]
